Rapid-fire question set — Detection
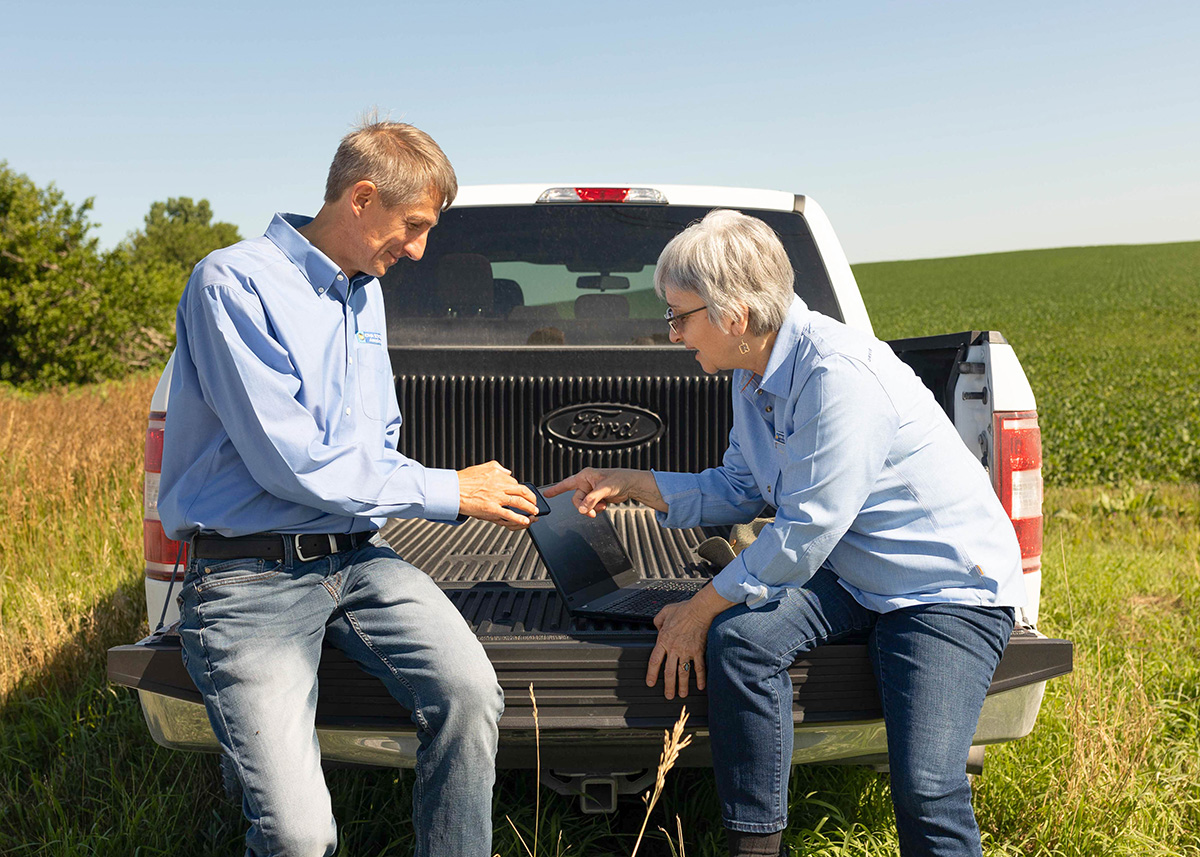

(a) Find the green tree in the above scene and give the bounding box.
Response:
[0,162,181,388]
[124,196,240,275]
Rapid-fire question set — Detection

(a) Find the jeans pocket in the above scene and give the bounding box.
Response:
[193,557,281,593]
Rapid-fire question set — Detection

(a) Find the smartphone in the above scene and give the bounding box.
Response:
[507,482,551,517]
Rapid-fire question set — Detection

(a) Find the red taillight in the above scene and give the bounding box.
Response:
[574,187,629,202]
[144,411,165,471]
[144,519,183,564]
[145,410,187,580]
[994,411,1043,573]
[1011,517,1043,559]
[537,186,668,204]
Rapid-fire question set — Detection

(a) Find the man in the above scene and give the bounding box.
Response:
[158,120,538,857]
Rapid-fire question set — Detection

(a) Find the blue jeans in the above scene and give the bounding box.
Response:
[177,535,504,857]
[707,568,1013,857]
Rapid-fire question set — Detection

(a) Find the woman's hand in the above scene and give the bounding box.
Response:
[542,468,667,515]
[646,584,737,699]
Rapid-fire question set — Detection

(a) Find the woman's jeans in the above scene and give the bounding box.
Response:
[707,568,1014,857]
[177,535,504,857]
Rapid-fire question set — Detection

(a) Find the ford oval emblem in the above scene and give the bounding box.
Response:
[541,403,664,449]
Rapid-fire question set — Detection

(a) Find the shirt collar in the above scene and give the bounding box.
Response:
[759,296,811,397]
[265,213,374,299]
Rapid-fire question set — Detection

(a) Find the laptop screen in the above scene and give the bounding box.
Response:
[528,489,635,607]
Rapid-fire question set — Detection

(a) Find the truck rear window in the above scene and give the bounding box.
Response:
[378,204,840,346]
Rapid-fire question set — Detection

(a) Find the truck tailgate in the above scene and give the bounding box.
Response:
[109,508,1072,765]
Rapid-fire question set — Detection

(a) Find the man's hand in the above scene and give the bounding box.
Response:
[646,584,736,699]
[457,462,539,530]
[543,468,667,516]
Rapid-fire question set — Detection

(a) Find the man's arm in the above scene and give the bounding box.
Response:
[185,282,535,525]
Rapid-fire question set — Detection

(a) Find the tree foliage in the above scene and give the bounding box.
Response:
[123,196,240,276]
[0,163,240,389]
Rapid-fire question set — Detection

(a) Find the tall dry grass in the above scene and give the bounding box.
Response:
[0,374,156,698]
[508,685,693,857]
[630,709,691,857]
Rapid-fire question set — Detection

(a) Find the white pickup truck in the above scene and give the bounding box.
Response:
[109,185,1072,812]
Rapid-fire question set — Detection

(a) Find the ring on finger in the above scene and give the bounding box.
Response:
[681,662,691,672]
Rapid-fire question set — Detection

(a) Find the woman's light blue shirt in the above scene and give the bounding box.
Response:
[653,298,1026,613]
[158,213,461,540]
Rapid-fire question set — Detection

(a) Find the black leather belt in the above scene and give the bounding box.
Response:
[192,531,376,562]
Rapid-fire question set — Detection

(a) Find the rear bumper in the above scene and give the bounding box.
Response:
[133,679,1047,769]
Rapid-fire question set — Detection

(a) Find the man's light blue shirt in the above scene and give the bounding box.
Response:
[158,213,461,540]
[653,297,1026,614]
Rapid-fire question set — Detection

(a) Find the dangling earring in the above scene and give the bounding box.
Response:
[739,339,750,355]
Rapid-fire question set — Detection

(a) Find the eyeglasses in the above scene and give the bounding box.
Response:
[663,304,708,335]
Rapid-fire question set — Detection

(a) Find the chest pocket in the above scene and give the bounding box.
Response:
[356,343,392,421]
[765,404,791,501]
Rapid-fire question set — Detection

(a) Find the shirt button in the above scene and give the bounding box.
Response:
[318,287,325,294]
[345,407,351,416]
[348,357,353,365]
[767,485,772,492]
[765,405,773,413]
[337,274,344,281]
[756,389,763,395]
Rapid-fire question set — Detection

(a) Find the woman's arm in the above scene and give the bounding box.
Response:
[652,424,768,529]
[542,468,668,515]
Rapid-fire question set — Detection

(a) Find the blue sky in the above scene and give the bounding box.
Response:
[3,0,1196,263]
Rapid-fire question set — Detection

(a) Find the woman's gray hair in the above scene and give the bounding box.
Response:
[654,209,794,335]
[325,116,458,211]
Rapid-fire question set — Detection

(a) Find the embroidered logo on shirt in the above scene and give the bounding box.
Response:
[356,331,383,346]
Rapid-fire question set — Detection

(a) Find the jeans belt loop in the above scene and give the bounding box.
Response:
[294,533,337,563]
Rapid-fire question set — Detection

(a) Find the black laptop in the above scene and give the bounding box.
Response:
[526,487,707,622]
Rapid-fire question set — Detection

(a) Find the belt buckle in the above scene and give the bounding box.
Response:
[294,534,336,563]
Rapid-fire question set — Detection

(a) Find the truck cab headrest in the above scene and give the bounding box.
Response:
[575,293,630,319]
[435,254,494,317]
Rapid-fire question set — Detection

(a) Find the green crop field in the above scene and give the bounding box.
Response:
[1,241,1197,855]
[855,240,1200,486]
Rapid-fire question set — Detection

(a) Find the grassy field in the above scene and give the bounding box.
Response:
[2,241,1198,855]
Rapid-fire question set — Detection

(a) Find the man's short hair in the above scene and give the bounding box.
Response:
[325,119,458,211]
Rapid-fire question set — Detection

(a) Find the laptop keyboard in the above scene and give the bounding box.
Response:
[603,582,702,616]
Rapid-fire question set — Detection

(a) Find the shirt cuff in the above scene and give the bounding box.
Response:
[711,554,777,608]
[651,470,704,528]
[422,468,461,521]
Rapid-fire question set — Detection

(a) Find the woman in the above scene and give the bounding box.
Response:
[544,210,1024,857]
